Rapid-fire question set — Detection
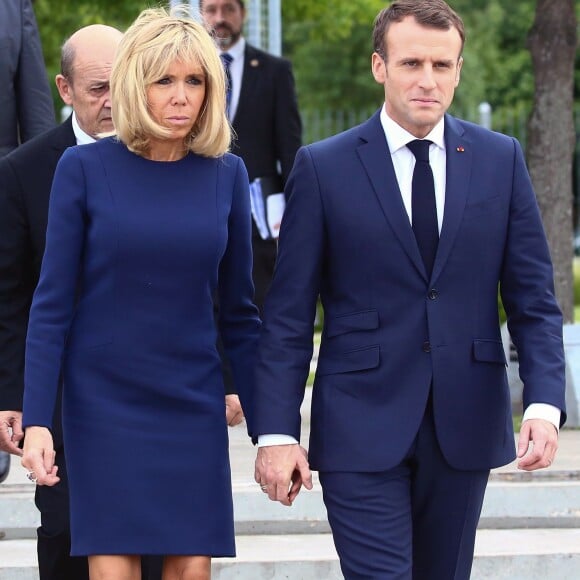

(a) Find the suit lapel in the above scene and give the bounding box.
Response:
[50,116,76,154]
[356,111,426,279]
[232,45,260,126]
[431,115,472,283]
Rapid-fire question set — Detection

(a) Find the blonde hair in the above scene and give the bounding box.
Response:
[111,6,230,157]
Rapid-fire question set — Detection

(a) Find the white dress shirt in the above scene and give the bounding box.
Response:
[72,112,96,145]
[258,106,560,447]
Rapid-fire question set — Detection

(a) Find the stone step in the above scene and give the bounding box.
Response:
[2,477,580,539]
[2,529,580,580]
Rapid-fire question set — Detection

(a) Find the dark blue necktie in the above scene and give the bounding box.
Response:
[220,53,233,118]
[407,139,438,276]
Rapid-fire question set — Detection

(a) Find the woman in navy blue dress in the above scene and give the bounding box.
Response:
[21,7,260,579]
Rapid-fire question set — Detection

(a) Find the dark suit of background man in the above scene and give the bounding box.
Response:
[0,0,56,483]
[0,0,55,158]
[253,1,566,578]
[0,24,162,580]
[200,0,302,425]
[201,0,302,313]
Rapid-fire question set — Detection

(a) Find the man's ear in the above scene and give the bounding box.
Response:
[455,56,463,87]
[55,74,73,106]
[371,52,387,84]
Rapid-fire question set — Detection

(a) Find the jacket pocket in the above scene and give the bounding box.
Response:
[316,345,379,376]
[325,309,379,338]
[473,339,507,365]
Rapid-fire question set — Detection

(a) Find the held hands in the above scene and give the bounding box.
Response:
[517,418,558,471]
[225,394,244,426]
[254,444,313,506]
[21,426,60,486]
[0,410,24,455]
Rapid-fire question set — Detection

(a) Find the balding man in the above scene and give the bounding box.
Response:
[0,24,161,580]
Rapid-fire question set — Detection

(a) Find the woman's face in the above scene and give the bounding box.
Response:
[146,58,207,146]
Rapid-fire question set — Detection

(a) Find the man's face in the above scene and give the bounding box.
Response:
[56,43,117,138]
[201,0,245,50]
[372,16,463,138]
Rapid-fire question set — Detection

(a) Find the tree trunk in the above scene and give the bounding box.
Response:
[527,0,577,322]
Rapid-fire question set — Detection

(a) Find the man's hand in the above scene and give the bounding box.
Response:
[21,426,59,486]
[225,394,244,426]
[0,410,24,455]
[254,444,312,506]
[517,418,558,471]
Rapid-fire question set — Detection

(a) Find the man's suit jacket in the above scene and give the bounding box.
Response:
[230,43,302,187]
[224,42,301,314]
[0,0,55,156]
[254,110,566,472]
[0,117,75,446]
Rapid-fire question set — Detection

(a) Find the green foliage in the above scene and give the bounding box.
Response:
[574,259,580,311]
[284,20,382,110]
[282,0,385,42]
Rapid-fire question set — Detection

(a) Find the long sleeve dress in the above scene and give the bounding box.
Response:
[23,137,260,557]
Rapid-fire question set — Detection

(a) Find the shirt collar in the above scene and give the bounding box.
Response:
[379,106,446,154]
[221,36,245,61]
[72,112,96,145]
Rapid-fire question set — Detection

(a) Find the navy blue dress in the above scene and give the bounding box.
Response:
[23,138,260,556]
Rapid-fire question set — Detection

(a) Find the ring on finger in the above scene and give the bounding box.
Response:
[260,483,268,492]
[26,470,37,483]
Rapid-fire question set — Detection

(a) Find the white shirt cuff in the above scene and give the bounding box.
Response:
[522,403,561,432]
[257,434,299,447]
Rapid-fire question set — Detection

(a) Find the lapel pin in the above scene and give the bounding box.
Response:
[456,146,465,152]
[250,59,259,67]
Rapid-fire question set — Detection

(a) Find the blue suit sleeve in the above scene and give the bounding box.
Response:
[217,157,261,434]
[254,146,324,440]
[23,147,86,429]
[500,138,566,423]
[17,0,55,141]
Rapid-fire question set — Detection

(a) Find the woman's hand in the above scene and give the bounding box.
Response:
[21,426,60,486]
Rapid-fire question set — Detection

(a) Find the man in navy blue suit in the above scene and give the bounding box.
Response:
[253,1,566,578]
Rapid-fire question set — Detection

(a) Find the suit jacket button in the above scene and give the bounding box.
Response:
[422,341,431,352]
[428,289,438,300]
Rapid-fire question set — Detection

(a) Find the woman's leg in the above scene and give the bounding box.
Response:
[163,556,210,580]
[88,554,141,580]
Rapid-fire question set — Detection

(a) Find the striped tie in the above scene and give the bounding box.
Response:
[220,52,233,118]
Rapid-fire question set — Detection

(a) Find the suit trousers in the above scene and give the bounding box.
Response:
[35,444,164,580]
[319,396,489,580]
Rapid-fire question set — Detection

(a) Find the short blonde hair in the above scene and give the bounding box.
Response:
[111,6,230,157]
